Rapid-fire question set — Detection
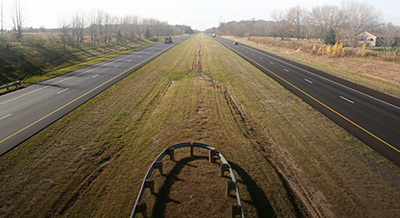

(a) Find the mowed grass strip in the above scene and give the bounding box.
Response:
[1,34,399,218]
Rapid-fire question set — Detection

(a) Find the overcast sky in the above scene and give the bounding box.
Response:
[1,0,399,31]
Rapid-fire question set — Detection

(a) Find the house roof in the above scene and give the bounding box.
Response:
[362,31,400,38]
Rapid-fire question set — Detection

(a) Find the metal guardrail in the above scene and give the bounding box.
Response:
[0,81,21,91]
[130,142,245,218]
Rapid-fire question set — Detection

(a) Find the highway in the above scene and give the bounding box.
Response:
[215,37,400,166]
[0,36,189,156]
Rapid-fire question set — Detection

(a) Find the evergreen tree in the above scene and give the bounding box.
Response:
[144,29,151,38]
[324,27,336,45]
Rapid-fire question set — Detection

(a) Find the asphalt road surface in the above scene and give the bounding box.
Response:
[0,36,189,156]
[216,37,400,166]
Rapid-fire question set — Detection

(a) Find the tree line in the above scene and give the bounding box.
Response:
[1,1,194,49]
[206,1,399,49]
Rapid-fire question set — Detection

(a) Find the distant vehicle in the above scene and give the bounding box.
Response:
[164,36,172,43]
[233,41,238,45]
[212,33,216,38]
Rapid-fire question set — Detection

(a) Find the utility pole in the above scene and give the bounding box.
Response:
[1,0,3,36]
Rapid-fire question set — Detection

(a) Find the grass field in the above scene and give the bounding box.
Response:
[0,34,399,217]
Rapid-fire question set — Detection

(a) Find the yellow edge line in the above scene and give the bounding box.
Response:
[0,46,171,145]
[230,44,400,154]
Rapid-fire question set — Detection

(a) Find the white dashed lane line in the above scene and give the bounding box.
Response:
[304,79,313,84]
[284,68,289,72]
[0,114,12,121]
[340,96,355,104]
[92,74,99,79]
[57,88,69,95]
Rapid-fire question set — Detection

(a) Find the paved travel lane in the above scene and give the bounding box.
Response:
[0,36,190,155]
[216,37,400,166]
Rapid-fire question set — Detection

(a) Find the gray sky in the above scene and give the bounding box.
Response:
[1,0,399,31]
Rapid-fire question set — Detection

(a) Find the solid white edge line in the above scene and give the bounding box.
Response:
[0,113,12,120]
[340,95,355,104]
[238,43,400,111]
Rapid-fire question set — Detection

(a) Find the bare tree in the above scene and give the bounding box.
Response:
[309,5,343,41]
[380,23,398,54]
[342,1,380,48]
[271,10,290,40]
[58,17,69,50]
[11,0,23,41]
[72,11,86,46]
[287,6,307,39]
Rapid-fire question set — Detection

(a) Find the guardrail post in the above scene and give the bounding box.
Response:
[221,163,229,177]
[135,202,147,218]
[153,161,163,175]
[231,205,241,218]
[226,181,236,196]
[190,142,194,157]
[167,148,174,161]
[209,148,216,163]
[144,180,155,194]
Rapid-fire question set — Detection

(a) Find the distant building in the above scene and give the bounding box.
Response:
[358,31,400,47]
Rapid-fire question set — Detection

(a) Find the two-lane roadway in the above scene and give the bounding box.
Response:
[216,37,400,166]
[0,36,189,156]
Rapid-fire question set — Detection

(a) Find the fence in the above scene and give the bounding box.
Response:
[130,142,245,218]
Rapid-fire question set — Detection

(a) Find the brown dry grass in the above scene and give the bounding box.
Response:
[0,34,399,218]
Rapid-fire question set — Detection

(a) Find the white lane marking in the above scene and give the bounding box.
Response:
[128,60,132,62]
[114,66,119,69]
[270,62,274,65]
[340,96,355,104]
[0,45,158,105]
[240,45,400,110]
[0,113,12,120]
[0,86,48,106]
[57,88,69,95]
[92,74,99,78]
[305,79,313,84]
[284,68,289,72]
[260,57,263,59]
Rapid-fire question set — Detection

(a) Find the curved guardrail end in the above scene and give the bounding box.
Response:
[131,142,245,218]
